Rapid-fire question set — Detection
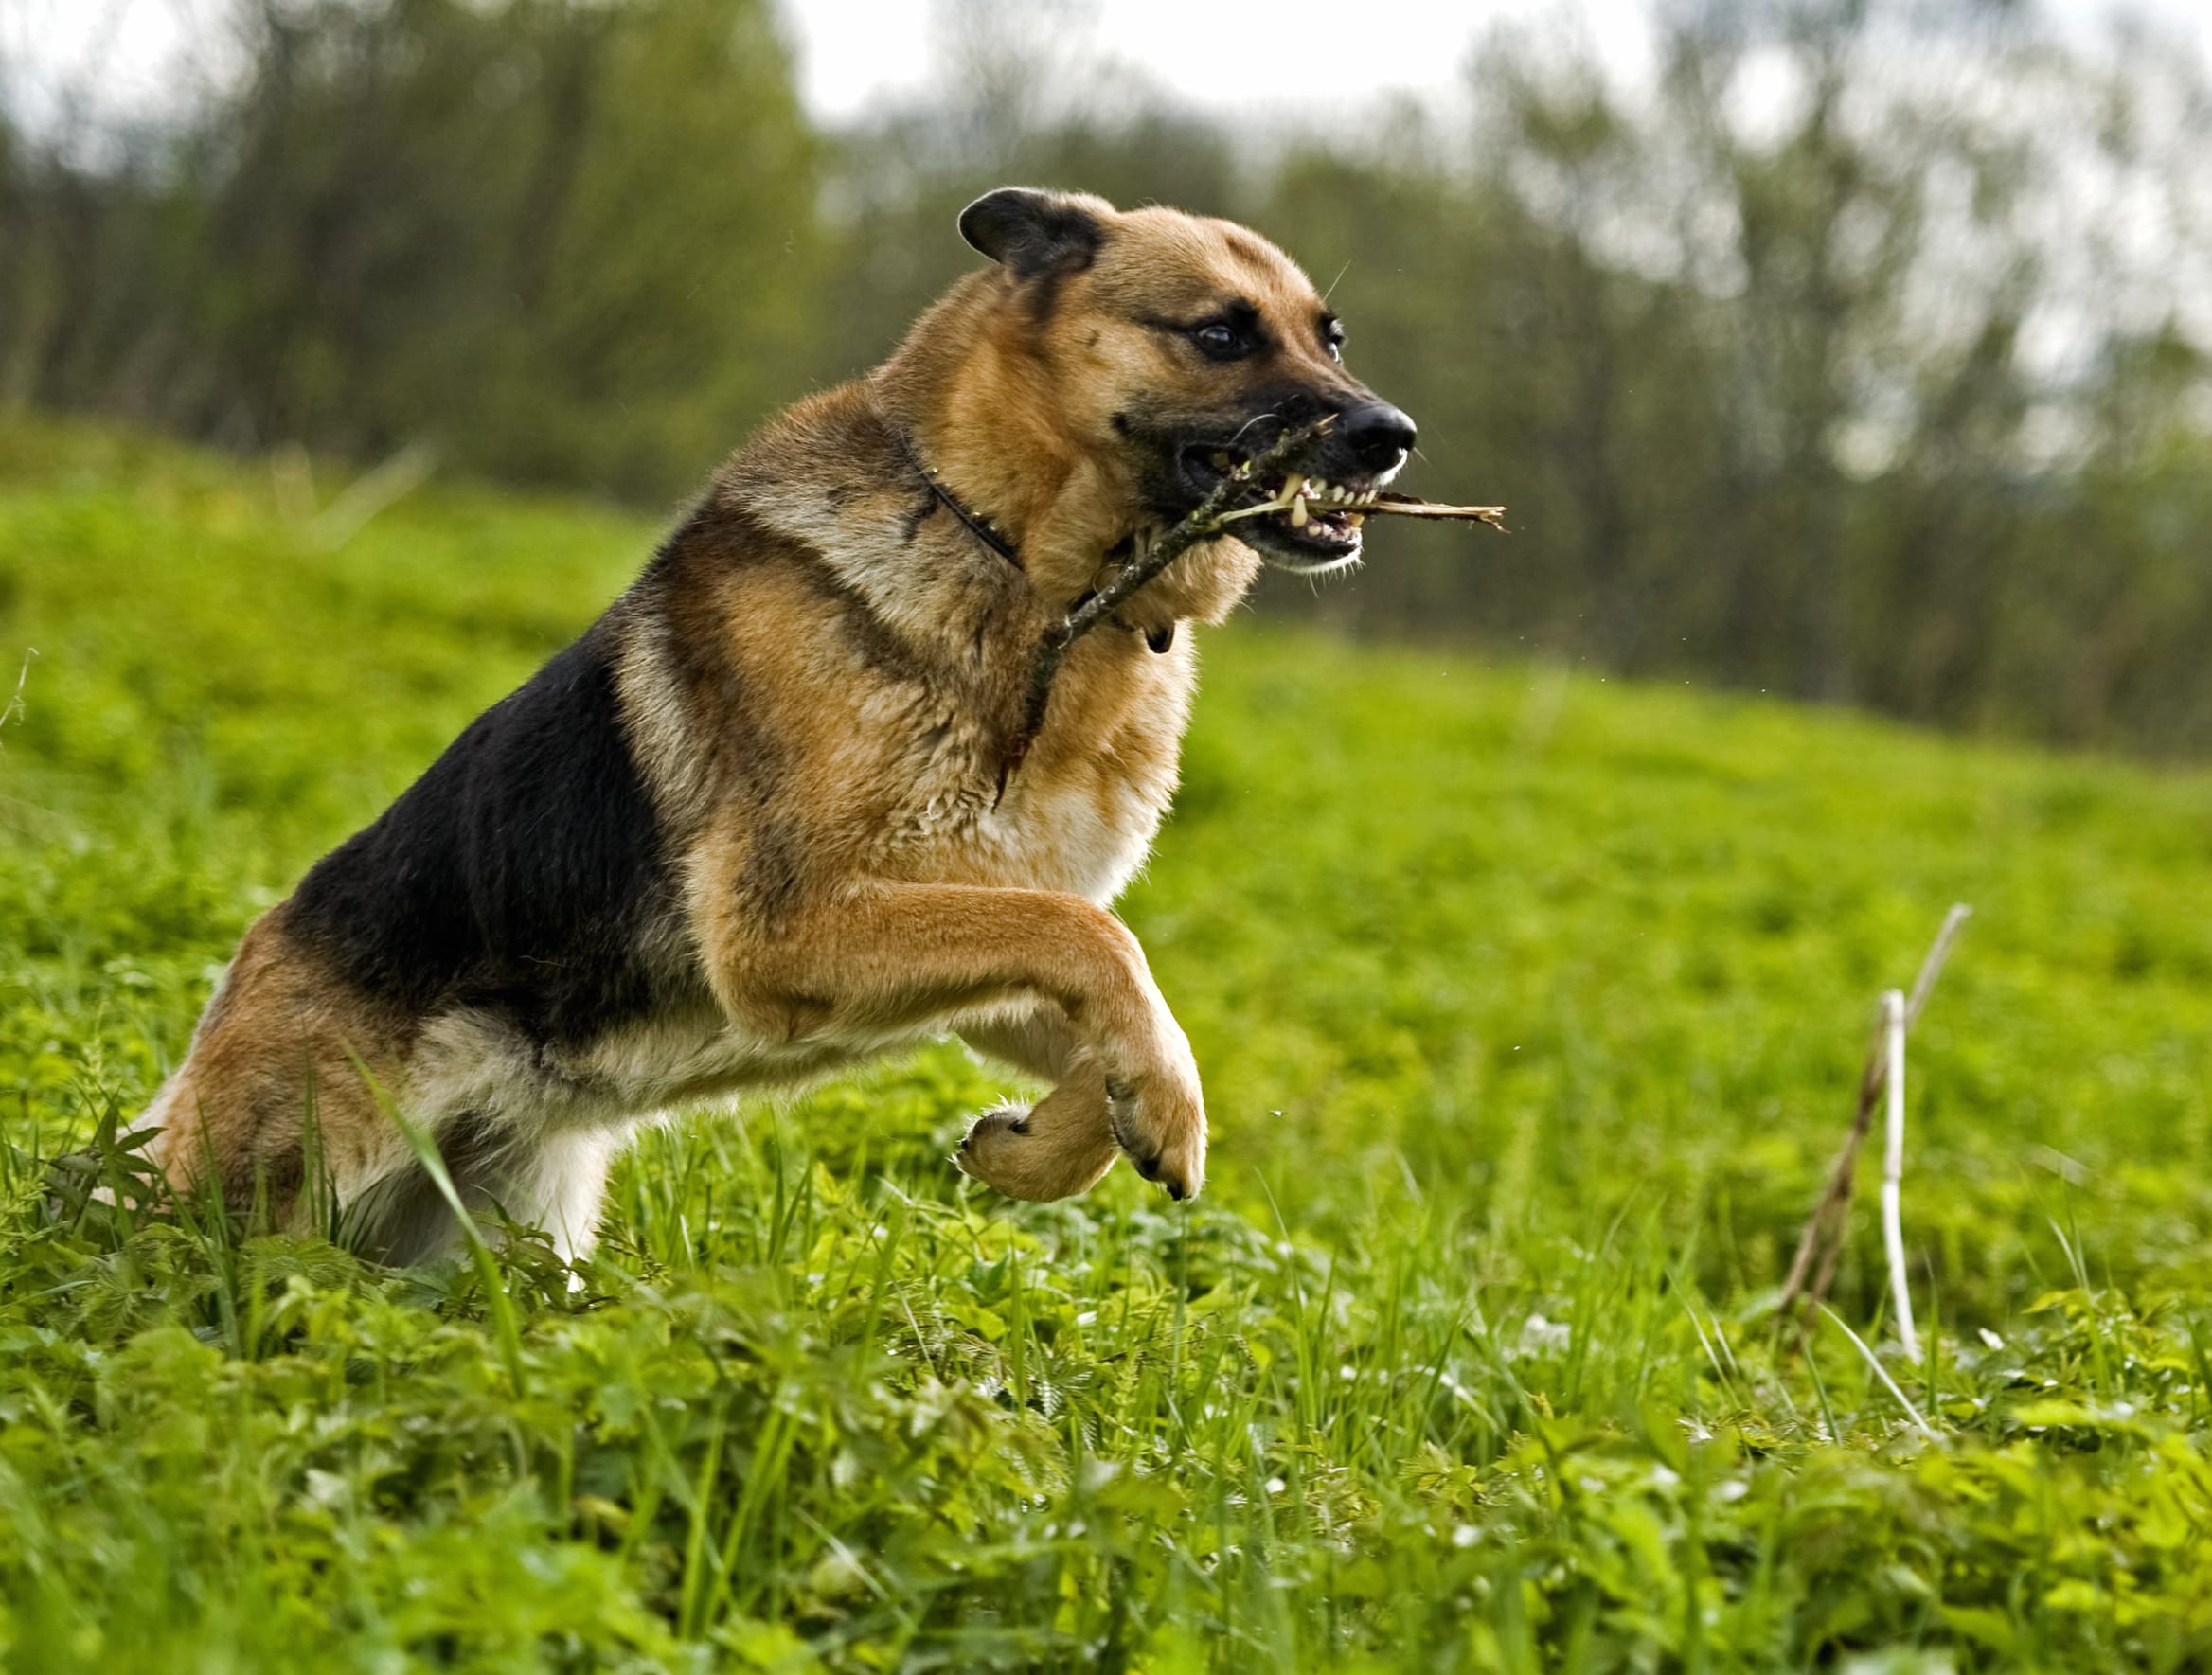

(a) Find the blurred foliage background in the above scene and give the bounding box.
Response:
[4,0,2209,752]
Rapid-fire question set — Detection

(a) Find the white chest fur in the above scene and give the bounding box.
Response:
[874,648,1189,905]
[976,768,1167,902]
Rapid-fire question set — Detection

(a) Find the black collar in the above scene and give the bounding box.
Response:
[889,424,1173,652]
[895,429,1023,572]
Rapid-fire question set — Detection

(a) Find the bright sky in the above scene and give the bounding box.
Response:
[10,0,2206,136]
[781,0,1653,122]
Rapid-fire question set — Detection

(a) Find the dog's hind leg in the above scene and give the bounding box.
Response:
[488,1128,624,1262]
[339,1116,622,1266]
[954,1007,1120,1201]
[335,1109,503,1265]
[339,1153,467,1266]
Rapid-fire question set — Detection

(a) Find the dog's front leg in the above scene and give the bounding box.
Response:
[710,882,1204,1200]
[954,1007,1119,1200]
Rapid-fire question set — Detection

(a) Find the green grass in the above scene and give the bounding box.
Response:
[5,414,2212,1671]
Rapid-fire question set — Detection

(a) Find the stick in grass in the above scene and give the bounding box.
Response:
[999,419,1507,782]
[1778,904,1971,1329]
[1879,988,1916,1360]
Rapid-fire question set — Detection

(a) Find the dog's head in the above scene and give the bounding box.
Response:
[953,187,1417,578]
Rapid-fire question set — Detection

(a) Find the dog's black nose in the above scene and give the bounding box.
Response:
[1340,401,1417,472]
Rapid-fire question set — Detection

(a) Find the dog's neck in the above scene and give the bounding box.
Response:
[890,427,1024,572]
[870,294,1260,633]
[875,375,1126,615]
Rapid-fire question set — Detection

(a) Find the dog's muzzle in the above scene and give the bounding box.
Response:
[1177,401,1418,576]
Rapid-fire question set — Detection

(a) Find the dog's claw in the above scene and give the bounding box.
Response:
[1103,1062,1204,1202]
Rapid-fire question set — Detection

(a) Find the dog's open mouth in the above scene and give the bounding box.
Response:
[1180,445,1374,574]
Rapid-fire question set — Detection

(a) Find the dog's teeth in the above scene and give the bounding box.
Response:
[1309,478,1329,500]
[1347,512,1365,528]
[1290,495,1309,528]
[1282,473,1304,503]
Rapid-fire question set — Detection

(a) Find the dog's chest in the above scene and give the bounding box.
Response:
[880,648,1190,904]
[972,764,1166,902]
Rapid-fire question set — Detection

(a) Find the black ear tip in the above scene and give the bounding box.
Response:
[956,188,1011,253]
[957,187,1046,261]
[957,187,1107,276]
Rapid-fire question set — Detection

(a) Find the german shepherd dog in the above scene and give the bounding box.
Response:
[137,188,1418,1263]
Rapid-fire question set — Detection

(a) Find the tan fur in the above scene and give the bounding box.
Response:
[140,191,1374,1258]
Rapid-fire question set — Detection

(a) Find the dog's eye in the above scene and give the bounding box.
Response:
[1323,322,1346,362]
[1191,321,1251,361]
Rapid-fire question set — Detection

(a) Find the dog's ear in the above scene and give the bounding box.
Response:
[958,187,1107,280]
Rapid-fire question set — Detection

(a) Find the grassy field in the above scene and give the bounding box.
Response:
[5,415,2212,1672]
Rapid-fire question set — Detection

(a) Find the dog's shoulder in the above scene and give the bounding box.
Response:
[715,383,1040,665]
[610,385,1032,828]
[613,382,1193,907]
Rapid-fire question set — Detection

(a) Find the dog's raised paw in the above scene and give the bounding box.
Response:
[1104,1077,1204,1203]
[954,1100,1118,1203]
[957,1106,1030,1150]
[953,1104,1047,1195]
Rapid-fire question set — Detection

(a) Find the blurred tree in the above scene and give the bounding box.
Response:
[1,0,824,501]
[809,0,1246,383]
[1252,1,2212,754]
[5,0,2210,753]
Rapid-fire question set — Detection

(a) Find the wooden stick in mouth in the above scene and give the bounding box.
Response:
[996,420,1507,788]
[1212,482,1508,535]
[999,418,1336,787]
[1365,492,1509,531]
